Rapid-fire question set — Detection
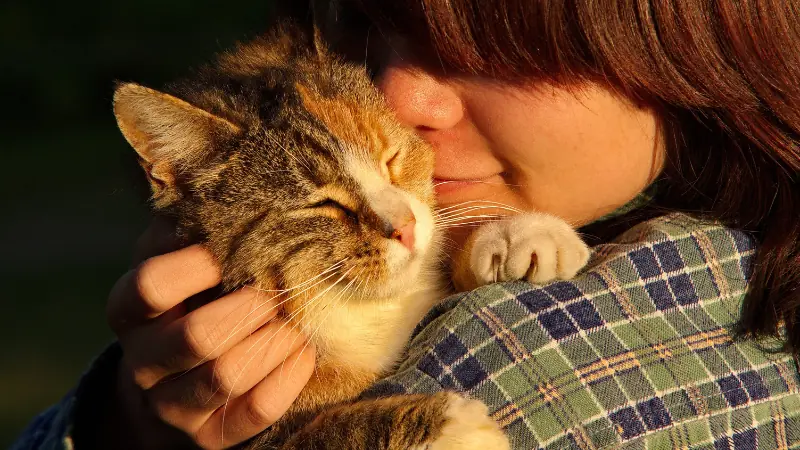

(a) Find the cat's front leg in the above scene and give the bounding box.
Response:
[453,213,591,291]
[278,392,509,450]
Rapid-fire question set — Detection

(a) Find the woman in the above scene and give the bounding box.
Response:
[13,0,800,449]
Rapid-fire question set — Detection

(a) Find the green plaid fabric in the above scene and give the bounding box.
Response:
[13,213,800,449]
[364,213,800,449]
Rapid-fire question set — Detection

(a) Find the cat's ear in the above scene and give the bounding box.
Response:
[308,0,333,60]
[311,25,328,60]
[113,82,240,200]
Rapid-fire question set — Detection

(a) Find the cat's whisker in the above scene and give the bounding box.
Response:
[182,293,293,386]
[233,260,352,333]
[286,274,364,383]
[238,266,356,370]
[275,269,361,382]
[217,266,356,443]
[436,212,504,220]
[242,266,356,358]
[268,134,314,174]
[437,205,523,217]
[259,169,297,175]
[361,270,374,298]
[439,220,503,229]
[435,236,460,248]
[183,260,351,378]
[248,259,348,294]
[436,218,504,229]
[436,208,501,220]
[198,271,350,406]
[436,202,503,212]
[363,25,372,69]
[235,269,355,392]
[436,214,504,225]
[439,223,495,229]
[432,179,528,189]
[281,269,365,385]
[430,239,460,262]
[435,199,525,214]
[436,205,508,216]
[437,222,499,231]
[374,24,406,65]
[441,242,460,251]
[224,260,347,332]
[435,208,516,222]
[436,204,495,215]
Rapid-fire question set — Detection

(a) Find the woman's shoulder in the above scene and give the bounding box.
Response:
[583,211,756,314]
[597,211,756,268]
[414,212,758,352]
[369,213,800,449]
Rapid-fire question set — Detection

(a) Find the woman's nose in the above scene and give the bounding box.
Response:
[376,56,464,131]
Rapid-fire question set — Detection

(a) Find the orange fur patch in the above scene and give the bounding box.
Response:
[296,83,390,157]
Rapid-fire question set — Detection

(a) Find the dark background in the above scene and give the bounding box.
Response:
[1,1,280,444]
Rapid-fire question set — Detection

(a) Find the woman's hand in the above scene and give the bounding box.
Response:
[105,218,316,449]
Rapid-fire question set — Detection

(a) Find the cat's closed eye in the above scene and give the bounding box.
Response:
[382,150,402,181]
[309,199,359,223]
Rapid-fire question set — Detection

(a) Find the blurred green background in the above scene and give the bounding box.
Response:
[1,1,281,445]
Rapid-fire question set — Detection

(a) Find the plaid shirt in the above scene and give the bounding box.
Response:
[13,213,800,449]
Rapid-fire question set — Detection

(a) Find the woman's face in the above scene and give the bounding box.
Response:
[374,39,665,232]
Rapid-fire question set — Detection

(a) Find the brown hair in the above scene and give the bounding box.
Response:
[294,0,800,350]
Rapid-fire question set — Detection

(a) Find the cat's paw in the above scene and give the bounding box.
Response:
[468,213,590,287]
[426,393,509,450]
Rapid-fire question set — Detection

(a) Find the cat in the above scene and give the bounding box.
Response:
[112,22,590,449]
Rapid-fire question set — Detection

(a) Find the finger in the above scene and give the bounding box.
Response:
[107,245,221,333]
[146,319,308,432]
[131,217,182,267]
[125,287,282,388]
[195,345,317,448]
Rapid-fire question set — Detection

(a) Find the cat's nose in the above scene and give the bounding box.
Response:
[383,214,416,252]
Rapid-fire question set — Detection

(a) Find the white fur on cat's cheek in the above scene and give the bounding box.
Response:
[396,190,434,256]
[382,190,435,295]
[344,152,386,197]
[344,153,435,271]
[342,153,437,300]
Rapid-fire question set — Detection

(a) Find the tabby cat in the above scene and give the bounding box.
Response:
[113,22,589,449]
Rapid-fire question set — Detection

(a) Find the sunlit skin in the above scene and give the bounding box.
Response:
[375,41,665,250]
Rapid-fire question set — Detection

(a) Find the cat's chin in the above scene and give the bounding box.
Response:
[328,261,421,301]
[370,254,439,300]
[346,275,419,300]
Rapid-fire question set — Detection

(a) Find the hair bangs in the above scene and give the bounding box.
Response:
[347,0,608,84]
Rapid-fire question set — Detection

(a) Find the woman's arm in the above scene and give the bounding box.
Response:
[11,219,315,450]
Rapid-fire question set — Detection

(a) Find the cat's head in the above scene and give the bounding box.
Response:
[113,23,437,302]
